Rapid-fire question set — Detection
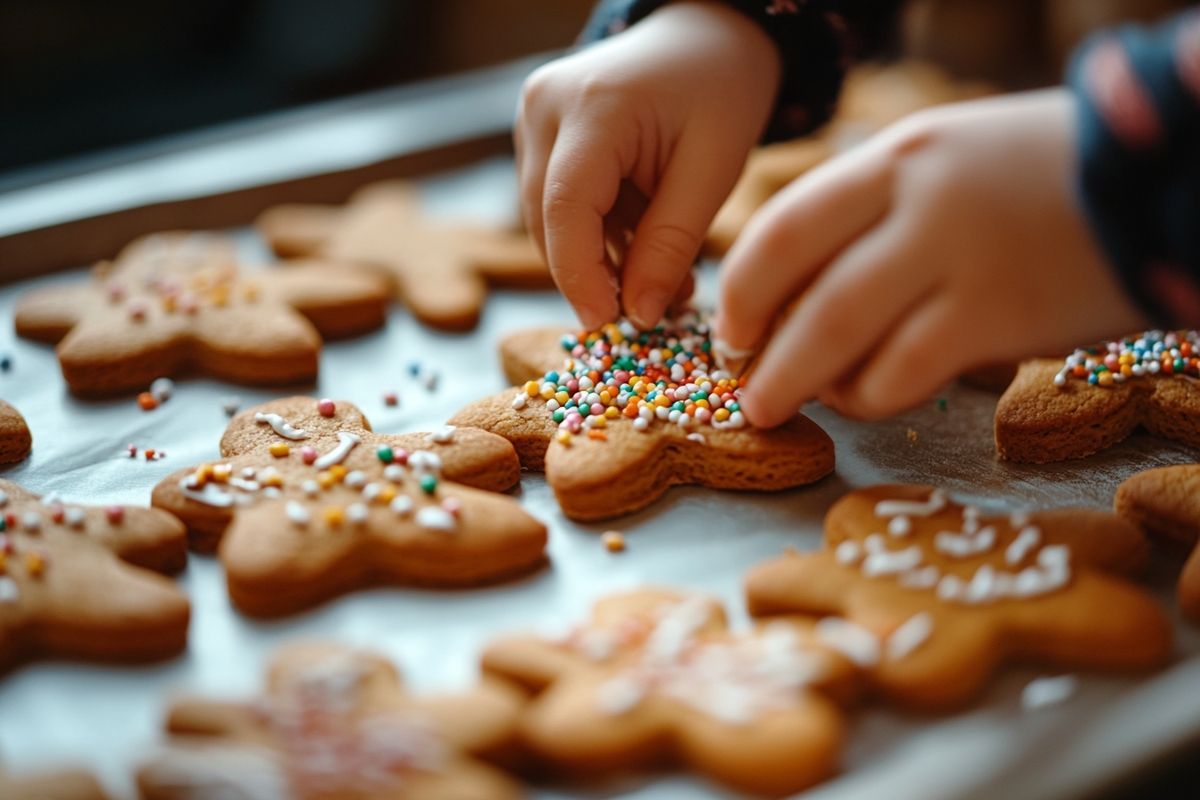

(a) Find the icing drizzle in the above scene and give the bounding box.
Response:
[254,412,309,440]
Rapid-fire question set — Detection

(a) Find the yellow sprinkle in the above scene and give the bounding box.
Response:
[524,381,540,397]
[555,390,570,405]
[262,472,284,488]
[714,408,731,422]
[24,552,45,577]
[317,471,337,490]
[329,465,348,482]
[604,406,619,419]
[555,430,572,445]
[591,416,607,429]
[212,464,233,483]
[322,506,344,527]
[602,531,626,552]
[268,442,290,458]
[539,385,555,400]
[377,486,397,504]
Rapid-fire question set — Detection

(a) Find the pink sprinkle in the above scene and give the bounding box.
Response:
[317,398,336,417]
[49,505,65,524]
[442,497,462,517]
[393,448,409,466]
[566,379,579,393]
[590,402,604,416]
[126,444,137,458]
[613,370,629,384]
[300,446,318,465]
[105,506,125,525]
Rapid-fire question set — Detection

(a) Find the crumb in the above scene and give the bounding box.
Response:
[602,531,626,553]
[906,428,918,444]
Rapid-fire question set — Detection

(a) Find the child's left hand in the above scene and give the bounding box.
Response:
[714,88,1147,427]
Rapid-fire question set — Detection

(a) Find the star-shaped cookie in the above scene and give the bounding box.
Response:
[137,642,524,800]
[482,588,855,796]
[14,231,389,396]
[449,318,834,521]
[995,331,1200,462]
[745,485,1173,711]
[256,181,551,331]
[152,397,545,617]
[0,401,31,465]
[1116,464,1200,624]
[0,479,189,676]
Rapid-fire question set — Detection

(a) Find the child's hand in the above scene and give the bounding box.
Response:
[517,1,780,329]
[715,89,1146,426]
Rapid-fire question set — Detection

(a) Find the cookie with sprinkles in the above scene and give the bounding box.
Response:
[153,395,522,553]
[1116,465,1200,624]
[137,642,524,800]
[152,397,545,616]
[0,479,190,676]
[0,401,31,464]
[481,588,855,796]
[449,314,834,521]
[0,765,109,800]
[14,231,388,396]
[745,485,1172,711]
[256,180,552,331]
[995,330,1200,463]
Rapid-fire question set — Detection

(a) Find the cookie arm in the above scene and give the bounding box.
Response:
[164,699,271,743]
[265,262,389,339]
[255,203,345,258]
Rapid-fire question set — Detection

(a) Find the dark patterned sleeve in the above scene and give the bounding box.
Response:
[1069,10,1200,327]
[580,0,903,142]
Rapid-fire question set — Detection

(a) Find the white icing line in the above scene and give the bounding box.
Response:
[934,526,997,558]
[179,480,241,508]
[1006,526,1042,565]
[887,515,912,537]
[886,612,933,661]
[815,617,880,667]
[874,489,947,519]
[861,544,923,578]
[415,506,455,530]
[1021,675,1078,710]
[408,450,442,475]
[427,425,456,444]
[253,412,309,440]
[314,432,361,469]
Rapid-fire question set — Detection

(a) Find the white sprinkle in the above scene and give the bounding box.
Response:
[361,483,382,502]
[416,506,456,531]
[0,490,7,507]
[875,489,947,519]
[815,617,881,667]
[1010,510,1032,528]
[21,512,41,532]
[1021,675,1078,710]
[886,612,934,661]
[934,526,997,558]
[253,412,309,440]
[834,539,862,565]
[179,480,238,508]
[150,377,175,401]
[285,501,310,526]
[408,451,442,475]
[346,503,369,525]
[686,432,705,444]
[390,496,414,517]
[344,470,367,488]
[899,565,941,589]
[383,464,406,482]
[64,507,87,528]
[41,492,63,507]
[861,544,924,577]
[887,515,912,536]
[428,425,456,444]
[0,577,18,604]
[301,480,320,497]
[263,487,282,500]
[240,467,257,480]
[1006,526,1042,565]
[633,417,649,432]
[511,393,528,410]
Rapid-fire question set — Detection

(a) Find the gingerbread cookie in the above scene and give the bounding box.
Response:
[0,401,31,464]
[14,231,388,396]
[0,766,109,800]
[745,485,1173,711]
[152,397,545,616]
[257,181,551,331]
[137,642,525,800]
[0,479,189,675]
[995,331,1200,463]
[1116,465,1200,624]
[450,314,834,521]
[482,588,854,796]
[154,396,522,553]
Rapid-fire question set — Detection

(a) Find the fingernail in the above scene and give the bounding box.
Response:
[576,303,610,330]
[630,288,672,329]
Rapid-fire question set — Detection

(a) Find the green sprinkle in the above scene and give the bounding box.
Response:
[376,445,394,464]
[420,474,438,494]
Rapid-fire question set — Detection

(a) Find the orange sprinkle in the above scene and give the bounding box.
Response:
[268,442,290,458]
[587,430,608,441]
[602,530,625,552]
[24,552,45,577]
[137,392,159,411]
[322,506,344,527]
[212,464,233,483]
[328,465,348,482]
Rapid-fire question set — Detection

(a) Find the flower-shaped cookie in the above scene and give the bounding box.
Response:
[745,485,1173,711]
[152,397,545,616]
[995,331,1200,462]
[257,181,551,331]
[0,401,31,464]
[0,479,189,676]
[482,588,855,797]
[15,231,388,396]
[137,642,525,800]
[450,317,834,521]
[1116,464,1200,624]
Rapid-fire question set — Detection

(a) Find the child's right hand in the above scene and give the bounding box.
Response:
[516,1,781,329]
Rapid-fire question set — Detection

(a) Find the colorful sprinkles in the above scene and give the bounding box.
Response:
[520,314,747,442]
[1054,330,1200,388]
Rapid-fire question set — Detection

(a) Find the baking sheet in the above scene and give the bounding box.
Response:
[1,160,1199,800]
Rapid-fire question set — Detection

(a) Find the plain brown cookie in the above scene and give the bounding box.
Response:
[0,479,189,675]
[152,397,545,617]
[0,401,32,464]
[745,485,1173,712]
[450,323,834,521]
[137,642,525,800]
[995,356,1200,463]
[153,396,522,553]
[481,588,855,797]
[0,766,109,800]
[1115,464,1200,624]
[256,181,552,332]
[14,231,389,396]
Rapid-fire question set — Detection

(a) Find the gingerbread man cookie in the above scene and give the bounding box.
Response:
[14,231,388,396]
[450,314,834,521]
[0,401,31,464]
[745,485,1173,711]
[137,642,525,800]
[0,766,109,800]
[257,181,551,331]
[152,397,545,616]
[0,479,189,675]
[1116,465,1200,624]
[153,396,522,552]
[996,331,1200,462]
[481,588,855,796]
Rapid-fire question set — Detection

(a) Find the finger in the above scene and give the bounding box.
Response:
[603,180,650,272]
[738,220,935,428]
[542,124,623,328]
[515,114,556,266]
[621,133,745,329]
[671,270,696,311]
[715,142,894,356]
[823,291,961,420]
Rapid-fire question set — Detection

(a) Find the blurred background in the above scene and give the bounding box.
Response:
[1,0,1190,177]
